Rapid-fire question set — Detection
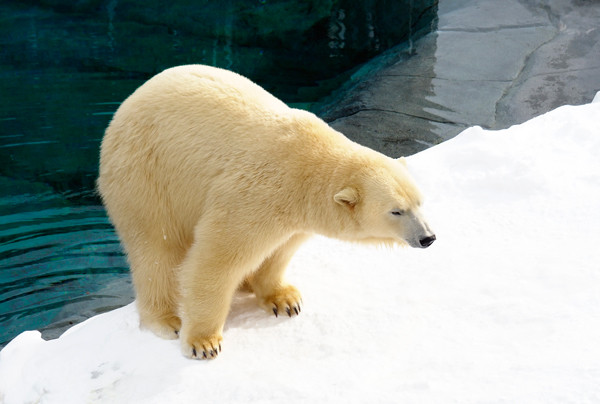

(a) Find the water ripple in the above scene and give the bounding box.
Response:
[0,201,132,347]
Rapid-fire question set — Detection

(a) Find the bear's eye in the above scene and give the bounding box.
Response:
[390,210,405,216]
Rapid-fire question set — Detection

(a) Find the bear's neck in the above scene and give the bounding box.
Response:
[290,141,368,240]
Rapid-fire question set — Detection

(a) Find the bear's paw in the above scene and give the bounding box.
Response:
[181,333,223,360]
[141,314,182,340]
[259,285,302,318]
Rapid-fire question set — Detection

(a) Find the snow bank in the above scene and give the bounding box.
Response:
[1,98,600,403]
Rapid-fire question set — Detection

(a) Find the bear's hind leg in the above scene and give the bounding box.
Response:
[128,246,183,340]
[248,233,310,317]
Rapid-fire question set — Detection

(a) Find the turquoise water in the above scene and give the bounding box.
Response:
[0,185,131,346]
[0,70,139,346]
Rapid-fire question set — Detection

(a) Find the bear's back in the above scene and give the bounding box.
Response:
[124,65,289,127]
[105,65,305,158]
[160,65,288,112]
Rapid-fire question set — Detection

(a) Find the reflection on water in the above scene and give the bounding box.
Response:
[0,0,437,346]
[0,70,143,197]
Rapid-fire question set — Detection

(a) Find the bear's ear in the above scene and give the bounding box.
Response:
[397,157,407,166]
[334,187,359,207]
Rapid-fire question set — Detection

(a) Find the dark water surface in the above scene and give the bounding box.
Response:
[0,183,131,345]
[0,0,437,346]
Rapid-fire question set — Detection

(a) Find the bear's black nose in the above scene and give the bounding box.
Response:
[419,235,436,248]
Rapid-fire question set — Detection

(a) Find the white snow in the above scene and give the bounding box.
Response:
[2,97,600,404]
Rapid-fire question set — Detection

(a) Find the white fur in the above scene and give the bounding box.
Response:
[97,65,433,359]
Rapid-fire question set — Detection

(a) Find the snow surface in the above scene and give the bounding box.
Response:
[1,98,600,403]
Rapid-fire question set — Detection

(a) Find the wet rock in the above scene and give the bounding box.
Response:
[319,0,600,157]
[495,0,600,126]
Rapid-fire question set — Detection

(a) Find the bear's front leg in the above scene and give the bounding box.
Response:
[178,241,245,359]
[248,233,310,317]
[177,218,283,360]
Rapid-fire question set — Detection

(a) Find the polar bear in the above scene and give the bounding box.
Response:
[97,65,435,360]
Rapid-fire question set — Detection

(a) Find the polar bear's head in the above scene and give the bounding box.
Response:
[333,157,436,248]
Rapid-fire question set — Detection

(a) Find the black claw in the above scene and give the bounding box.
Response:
[174,330,179,336]
[294,306,299,315]
[192,347,197,358]
[273,307,278,317]
[210,350,215,358]
[219,343,222,352]
[286,307,291,317]
[203,351,207,359]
